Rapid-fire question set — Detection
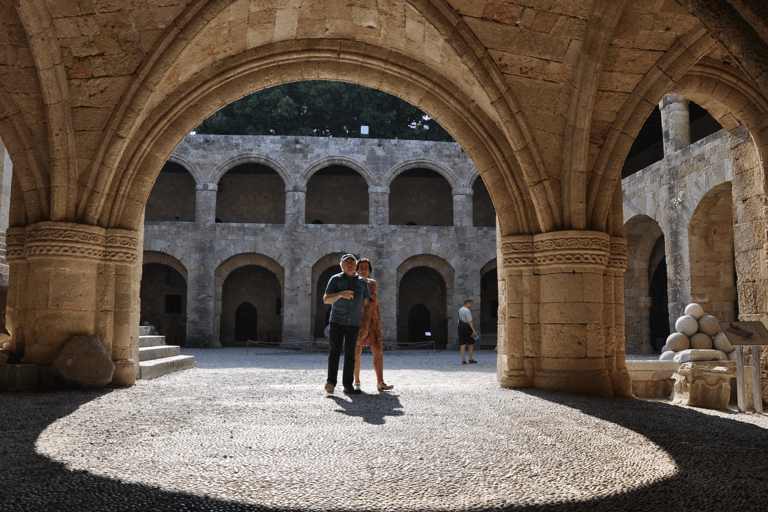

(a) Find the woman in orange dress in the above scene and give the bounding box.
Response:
[353,258,393,392]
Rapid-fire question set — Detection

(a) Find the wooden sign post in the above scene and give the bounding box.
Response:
[718,321,768,414]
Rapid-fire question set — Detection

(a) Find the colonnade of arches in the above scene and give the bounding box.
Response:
[141,249,497,350]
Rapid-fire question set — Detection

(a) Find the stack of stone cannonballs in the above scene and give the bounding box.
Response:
[659,303,736,363]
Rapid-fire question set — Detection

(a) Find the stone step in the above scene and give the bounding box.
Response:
[139,355,197,380]
[139,335,166,348]
[139,345,180,362]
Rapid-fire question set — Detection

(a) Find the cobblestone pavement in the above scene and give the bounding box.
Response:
[2,348,767,512]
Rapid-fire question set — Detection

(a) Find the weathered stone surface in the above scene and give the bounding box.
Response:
[697,315,721,336]
[690,332,713,350]
[666,332,690,352]
[671,362,733,410]
[50,335,115,388]
[673,349,728,363]
[713,331,735,353]
[675,315,698,336]
[0,364,38,391]
[685,303,704,319]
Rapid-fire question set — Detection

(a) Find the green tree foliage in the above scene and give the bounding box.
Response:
[195,81,454,142]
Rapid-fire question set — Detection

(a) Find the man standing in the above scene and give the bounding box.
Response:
[323,254,372,395]
[458,299,478,364]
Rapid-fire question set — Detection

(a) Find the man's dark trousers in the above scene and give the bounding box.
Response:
[327,322,359,390]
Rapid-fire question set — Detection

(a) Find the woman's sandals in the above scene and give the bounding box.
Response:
[377,382,394,392]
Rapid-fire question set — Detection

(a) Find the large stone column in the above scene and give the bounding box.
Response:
[453,188,473,227]
[6,221,141,385]
[497,230,632,397]
[660,93,691,155]
[195,183,217,225]
[369,186,389,226]
[285,185,306,225]
[185,225,217,348]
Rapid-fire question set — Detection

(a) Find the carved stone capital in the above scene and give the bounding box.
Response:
[105,228,141,263]
[533,231,610,274]
[499,235,534,272]
[607,236,628,273]
[22,222,107,262]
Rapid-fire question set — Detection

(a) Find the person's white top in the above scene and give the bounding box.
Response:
[458,305,472,324]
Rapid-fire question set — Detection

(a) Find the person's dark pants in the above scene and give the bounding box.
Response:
[327,322,359,390]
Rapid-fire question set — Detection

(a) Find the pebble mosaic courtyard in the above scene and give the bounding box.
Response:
[2,349,767,512]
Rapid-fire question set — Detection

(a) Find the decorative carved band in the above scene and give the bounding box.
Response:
[607,237,628,272]
[533,231,610,272]
[6,222,140,264]
[500,236,534,271]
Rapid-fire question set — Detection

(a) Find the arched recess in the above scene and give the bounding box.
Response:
[220,265,282,346]
[397,255,455,349]
[389,168,453,226]
[479,258,498,347]
[300,156,375,189]
[688,182,737,323]
[214,253,285,345]
[624,215,665,355]
[145,161,196,222]
[85,27,545,237]
[383,159,461,190]
[215,161,286,224]
[473,176,496,228]
[305,165,369,225]
[212,154,291,188]
[140,252,188,347]
[311,253,345,339]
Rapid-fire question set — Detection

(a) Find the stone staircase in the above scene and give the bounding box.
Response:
[139,325,196,379]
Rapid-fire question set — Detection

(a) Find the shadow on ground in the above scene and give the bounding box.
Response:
[1,386,766,511]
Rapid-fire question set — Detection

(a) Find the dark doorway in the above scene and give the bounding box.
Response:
[408,304,431,346]
[649,258,669,352]
[235,302,258,342]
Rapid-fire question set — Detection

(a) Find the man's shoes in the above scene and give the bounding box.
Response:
[325,382,335,394]
[354,383,361,391]
[343,388,362,395]
[462,360,467,364]
[469,359,477,364]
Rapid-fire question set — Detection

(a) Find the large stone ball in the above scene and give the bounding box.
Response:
[685,303,704,320]
[666,332,690,352]
[698,315,721,336]
[659,351,676,361]
[675,315,698,336]
[690,332,713,350]
[713,331,735,353]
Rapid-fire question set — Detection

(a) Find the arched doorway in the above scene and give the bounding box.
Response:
[140,263,187,346]
[480,267,498,347]
[407,304,431,346]
[649,257,669,352]
[221,265,282,346]
[398,266,447,349]
[235,302,258,342]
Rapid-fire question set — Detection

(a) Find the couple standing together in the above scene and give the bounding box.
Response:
[323,254,394,395]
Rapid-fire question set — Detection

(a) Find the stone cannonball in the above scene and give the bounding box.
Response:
[666,332,690,352]
[713,331,735,353]
[697,315,721,336]
[675,315,698,337]
[659,351,676,361]
[690,332,713,350]
[684,303,704,320]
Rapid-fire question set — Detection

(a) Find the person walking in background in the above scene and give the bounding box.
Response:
[323,254,371,395]
[458,299,478,364]
[353,258,394,392]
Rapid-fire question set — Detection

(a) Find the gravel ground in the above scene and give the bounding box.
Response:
[1,348,767,512]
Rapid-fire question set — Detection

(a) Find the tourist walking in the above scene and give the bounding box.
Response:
[323,254,372,395]
[353,258,394,392]
[458,299,478,364]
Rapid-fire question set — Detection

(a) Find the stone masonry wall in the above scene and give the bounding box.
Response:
[144,135,495,349]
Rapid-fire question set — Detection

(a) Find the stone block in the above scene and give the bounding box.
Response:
[50,335,115,388]
[671,362,733,410]
[673,349,728,363]
[0,364,38,391]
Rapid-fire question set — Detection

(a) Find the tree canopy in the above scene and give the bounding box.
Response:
[195,81,454,142]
